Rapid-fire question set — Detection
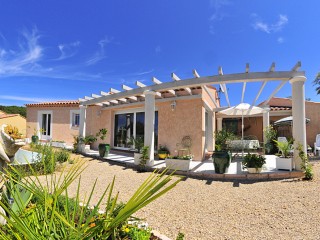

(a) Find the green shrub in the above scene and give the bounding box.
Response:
[297,143,314,180]
[176,232,185,240]
[33,144,56,174]
[56,149,71,163]
[0,161,181,239]
[242,153,266,170]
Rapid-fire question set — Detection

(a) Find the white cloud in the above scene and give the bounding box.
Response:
[277,37,284,43]
[0,95,60,103]
[252,14,288,34]
[0,28,115,83]
[208,0,232,34]
[86,36,113,66]
[56,41,80,60]
[0,27,44,75]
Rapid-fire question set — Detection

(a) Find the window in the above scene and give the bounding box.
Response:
[73,113,80,127]
[70,110,80,128]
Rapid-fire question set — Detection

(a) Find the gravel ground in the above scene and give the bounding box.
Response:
[54,154,320,240]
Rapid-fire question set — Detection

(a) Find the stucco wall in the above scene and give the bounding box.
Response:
[85,105,113,149]
[157,99,204,161]
[0,115,26,136]
[26,106,79,145]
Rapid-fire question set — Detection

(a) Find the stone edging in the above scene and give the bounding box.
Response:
[81,153,304,181]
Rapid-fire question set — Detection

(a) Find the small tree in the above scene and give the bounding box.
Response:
[313,72,320,95]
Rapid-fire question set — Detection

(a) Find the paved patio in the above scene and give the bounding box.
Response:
[84,149,303,179]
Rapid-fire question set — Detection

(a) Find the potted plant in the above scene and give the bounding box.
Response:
[263,126,277,154]
[128,136,144,164]
[96,128,110,158]
[242,153,266,173]
[158,145,170,160]
[165,155,193,171]
[81,135,97,153]
[31,128,40,144]
[274,139,294,171]
[136,145,153,170]
[212,129,234,174]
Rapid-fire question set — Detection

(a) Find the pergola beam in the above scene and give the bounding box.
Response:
[203,86,218,108]
[82,71,305,106]
[218,66,231,107]
[193,69,200,78]
[122,84,132,91]
[110,88,120,94]
[269,62,275,72]
[194,69,217,107]
[101,91,109,96]
[245,63,249,73]
[171,73,180,81]
[84,96,93,100]
[136,81,146,88]
[241,82,246,103]
[171,73,191,95]
[91,94,101,98]
[152,77,162,84]
[263,80,288,106]
[292,61,301,71]
[251,81,267,106]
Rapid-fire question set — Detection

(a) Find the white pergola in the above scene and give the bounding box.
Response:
[79,62,307,169]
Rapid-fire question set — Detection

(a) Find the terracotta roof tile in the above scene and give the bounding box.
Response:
[26,100,80,107]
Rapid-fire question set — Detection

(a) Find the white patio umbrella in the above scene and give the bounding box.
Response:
[273,116,310,126]
[220,103,265,155]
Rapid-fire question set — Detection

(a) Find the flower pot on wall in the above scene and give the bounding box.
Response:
[212,151,231,174]
[247,168,262,174]
[158,152,168,160]
[165,158,192,171]
[276,157,293,171]
[98,144,110,158]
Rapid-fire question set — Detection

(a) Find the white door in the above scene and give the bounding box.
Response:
[40,113,52,140]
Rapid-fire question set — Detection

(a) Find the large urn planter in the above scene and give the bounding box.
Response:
[98,144,110,158]
[134,153,142,165]
[276,157,293,171]
[212,151,231,174]
[165,158,192,171]
[31,135,39,144]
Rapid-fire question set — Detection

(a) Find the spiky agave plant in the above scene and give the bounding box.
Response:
[0,160,181,239]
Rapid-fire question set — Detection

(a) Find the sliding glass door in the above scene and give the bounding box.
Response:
[114,113,134,148]
[114,111,158,149]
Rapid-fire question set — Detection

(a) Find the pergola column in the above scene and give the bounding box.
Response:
[262,107,270,145]
[290,76,307,170]
[207,111,215,152]
[144,90,156,163]
[79,105,87,138]
[217,118,223,131]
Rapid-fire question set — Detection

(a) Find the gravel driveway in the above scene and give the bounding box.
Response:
[58,154,320,240]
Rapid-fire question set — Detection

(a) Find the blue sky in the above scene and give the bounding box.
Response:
[0,0,320,106]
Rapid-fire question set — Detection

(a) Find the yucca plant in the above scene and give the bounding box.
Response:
[0,160,181,239]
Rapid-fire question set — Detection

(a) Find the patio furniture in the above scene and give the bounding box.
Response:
[314,134,320,156]
[227,139,260,151]
[277,137,294,154]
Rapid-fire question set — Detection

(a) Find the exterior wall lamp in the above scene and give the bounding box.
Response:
[171,100,176,111]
